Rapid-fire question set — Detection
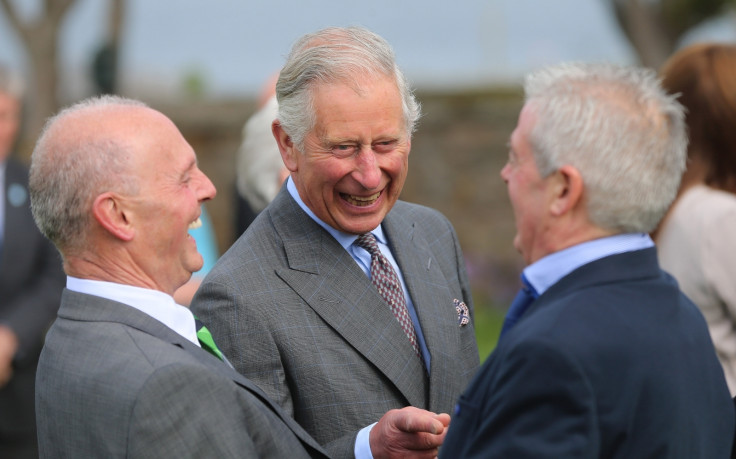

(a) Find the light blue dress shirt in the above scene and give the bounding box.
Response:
[523,233,655,296]
[287,177,431,459]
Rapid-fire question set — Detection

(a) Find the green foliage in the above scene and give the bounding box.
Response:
[181,67,207,99]
[473,300,505,363]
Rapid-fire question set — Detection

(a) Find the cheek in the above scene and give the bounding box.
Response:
[316,161,354,187]
[382,154,409,180]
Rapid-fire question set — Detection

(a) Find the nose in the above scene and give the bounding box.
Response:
[352,146,382,189]
[195,168,217,202]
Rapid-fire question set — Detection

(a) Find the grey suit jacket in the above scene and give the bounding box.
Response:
[0,158,64,444]
[192,186,480,457]
[36,289,329,458]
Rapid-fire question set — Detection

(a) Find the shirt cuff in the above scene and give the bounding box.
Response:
[354,422,378,459]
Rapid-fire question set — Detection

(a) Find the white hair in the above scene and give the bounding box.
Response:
[276,26,421,151]
[524,62,687,233]
[236,95,284,211]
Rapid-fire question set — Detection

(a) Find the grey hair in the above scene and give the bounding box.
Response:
[275,26,421,151]
[0,63,24,99]
[523,62,687,233]
[29,95,146,254]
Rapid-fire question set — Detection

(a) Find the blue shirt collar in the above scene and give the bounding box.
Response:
[523,233,654,296]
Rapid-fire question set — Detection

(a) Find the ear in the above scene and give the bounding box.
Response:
[549,165,584,217]
[272,120,298,172]
[91,192,135,241]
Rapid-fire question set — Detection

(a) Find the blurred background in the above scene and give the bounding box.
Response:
[2,0,735,359]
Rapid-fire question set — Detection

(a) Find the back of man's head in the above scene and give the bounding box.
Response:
[29,96,145,257]
[523,62,687,234]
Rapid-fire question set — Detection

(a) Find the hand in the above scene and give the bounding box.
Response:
[0,325,18,387]
[369,406,451,459]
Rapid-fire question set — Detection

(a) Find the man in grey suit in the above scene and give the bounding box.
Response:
[0,64,64,459]
[191,26,480,458]
[30,96,329,458]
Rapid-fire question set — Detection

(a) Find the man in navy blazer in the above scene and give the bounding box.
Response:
[440,62,735,458]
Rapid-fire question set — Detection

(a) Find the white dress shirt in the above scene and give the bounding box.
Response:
[66,276,201,348]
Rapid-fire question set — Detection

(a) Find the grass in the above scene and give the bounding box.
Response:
[472,298,506,362]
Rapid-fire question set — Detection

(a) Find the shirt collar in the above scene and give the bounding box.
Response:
[286,176,386,249]
[523,233,654,296]
[66,276,200,347]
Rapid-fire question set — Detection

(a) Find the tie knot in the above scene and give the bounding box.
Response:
[355,233,380,255]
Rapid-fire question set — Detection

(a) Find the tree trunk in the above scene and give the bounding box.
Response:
[612,0,676,69]
[0,0,77,159]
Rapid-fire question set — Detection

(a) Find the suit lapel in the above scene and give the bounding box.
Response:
[59,290,327,455]
[270,190,427,408]
[382,208,469,411]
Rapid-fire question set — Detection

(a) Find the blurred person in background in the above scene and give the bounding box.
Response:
[656,42,736,396]
[173,205,219,306]
[440,62,733,458]
[0,64,64,459]
[233,73,289,235]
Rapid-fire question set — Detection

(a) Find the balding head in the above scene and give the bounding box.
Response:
[30,96,150,254]
[29,95,216,294]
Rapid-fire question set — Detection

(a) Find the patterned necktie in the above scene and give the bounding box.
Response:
[499,273,538,339]
[355,233,420,356]
[194,317,225,361]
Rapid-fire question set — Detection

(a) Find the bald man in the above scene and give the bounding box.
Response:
[30,96,328,458]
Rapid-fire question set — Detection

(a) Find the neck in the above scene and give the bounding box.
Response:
[64,252,173,295]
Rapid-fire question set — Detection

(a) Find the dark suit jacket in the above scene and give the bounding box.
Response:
[441,247,735,458]
[192,186,480,457]
[36,289,329,458]
[0,158,64,445]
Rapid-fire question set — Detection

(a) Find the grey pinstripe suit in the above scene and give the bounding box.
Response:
[36,289,329,458]
[191,186,480,457]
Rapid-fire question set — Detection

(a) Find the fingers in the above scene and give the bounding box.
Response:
[434,412,451,428]
[399,410,444,434]
[0,326,17,388]
[370,408,452,458]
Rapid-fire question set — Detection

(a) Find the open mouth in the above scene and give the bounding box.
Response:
[342,191,381,207]
[188,217,203,230]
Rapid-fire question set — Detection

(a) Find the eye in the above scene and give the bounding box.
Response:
[332,144,358,158]
[373,140,397,154]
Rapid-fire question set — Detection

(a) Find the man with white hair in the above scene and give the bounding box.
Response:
[440,62,734,458]
[193,26,479,458]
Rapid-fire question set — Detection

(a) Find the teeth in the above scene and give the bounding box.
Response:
[351,192,380,202]
[189,217,202,230]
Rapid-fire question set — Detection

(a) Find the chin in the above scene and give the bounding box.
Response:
[342,217,383,235]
